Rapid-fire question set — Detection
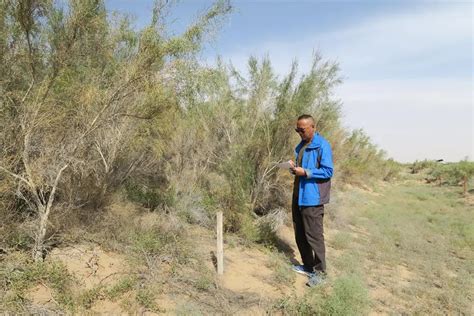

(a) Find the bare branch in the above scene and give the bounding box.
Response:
[86,76,143,135]
[119,152,146,184]
[0,165,30,185]
[113,112,154,120]
[16,186,37,211]
[95,142,109,173]
[44,164,69,220]
[21,79,35,104]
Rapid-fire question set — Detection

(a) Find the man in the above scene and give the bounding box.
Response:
[289,114,333,287]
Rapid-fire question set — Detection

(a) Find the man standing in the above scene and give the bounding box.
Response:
[289,114,333,287]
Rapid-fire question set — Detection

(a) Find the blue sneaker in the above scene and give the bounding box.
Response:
[306,272,327,287]
[291,264,314,277]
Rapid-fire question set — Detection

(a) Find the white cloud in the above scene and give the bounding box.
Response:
[217,3,472,77]
[322,4,472,73]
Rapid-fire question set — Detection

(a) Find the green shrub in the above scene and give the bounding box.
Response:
[382,158,402,181]
[136,287,163,312]
[427,160,474,194]
[411,159,437,174]
[322,275,370,315]
[239,213,260,243]
[129,219,191,268]
[337,129,392,184]
[106,276,137,300]
[1,226,33,251]
[273,275,369,315]
[267,252,296,286]
[78,286,104,309]
[194,273,215,292]
[125,180,176,211]
[2,258,75,310]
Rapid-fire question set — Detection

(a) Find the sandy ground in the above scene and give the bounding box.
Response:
[27,215,416,314]
[27,224,312,314]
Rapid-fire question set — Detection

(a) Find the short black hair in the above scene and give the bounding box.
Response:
[297,114,313,121]
[297,114,315,126]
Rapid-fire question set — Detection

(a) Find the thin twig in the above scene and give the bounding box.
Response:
[0,165,30,185]
[21,79,35,103]
[95,142,109,173]
[39,281,60,306]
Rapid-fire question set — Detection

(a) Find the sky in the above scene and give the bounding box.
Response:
[105,0,473,163]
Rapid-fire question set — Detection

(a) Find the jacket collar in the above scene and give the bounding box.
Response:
[297,133,321,150]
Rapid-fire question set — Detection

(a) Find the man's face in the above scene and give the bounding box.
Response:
[295,119,315,142]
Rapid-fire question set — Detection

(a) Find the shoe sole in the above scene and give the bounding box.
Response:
[292,269,313,277]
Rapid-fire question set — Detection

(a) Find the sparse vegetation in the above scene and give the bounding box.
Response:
[330,176,473,314]
[331,231,352,250]
[105,276,136,301]
[0,254,74,312]
[273,275,369,315]
[267,251,296,287]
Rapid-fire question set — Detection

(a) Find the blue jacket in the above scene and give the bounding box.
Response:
[295,133,333,206]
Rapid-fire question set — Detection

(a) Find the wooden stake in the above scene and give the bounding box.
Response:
[217,211,224,275]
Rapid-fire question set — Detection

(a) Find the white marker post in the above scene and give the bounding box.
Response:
[217,211,224,275]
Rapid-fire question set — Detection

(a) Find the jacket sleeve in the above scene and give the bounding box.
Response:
[305,141,334,179]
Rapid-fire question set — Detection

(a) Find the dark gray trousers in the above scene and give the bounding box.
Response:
[292,199,326,273]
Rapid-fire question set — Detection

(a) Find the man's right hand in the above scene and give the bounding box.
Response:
[289,160,296,175]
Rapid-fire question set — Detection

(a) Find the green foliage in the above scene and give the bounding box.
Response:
[255,221,280,246]
[323,276,370,315]
[273,275,369,315]
[78,285,104,309]
[171,53,357,235]
[125,180,176,211]
[382,158,402,181]
[239,214,260,243]
[136,287,158,311]
[239,212,281,246]
[164,0,232,57]
[193,271,215,292]
[105,276,137,300]
[1,224,33,251]
[337,129,394,184]
[129,220,191,268]
[411,159,438,174]
[427,160,474,193]
[167,50,395,237]
[0,0,231,260]
[322,276,370,315]
[1,256,75,310]
[132,227,174,256]
[443,160,474,185]
[267,252,296,286]
[9,262,69,292]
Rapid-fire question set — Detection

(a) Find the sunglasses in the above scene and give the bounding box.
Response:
[294,127,306,133]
